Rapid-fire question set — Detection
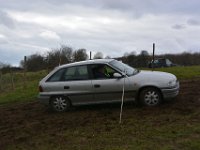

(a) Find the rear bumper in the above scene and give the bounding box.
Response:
[38,94,50,105]
[161,81,180,99]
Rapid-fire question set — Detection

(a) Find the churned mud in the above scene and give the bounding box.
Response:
[0,79,200,149]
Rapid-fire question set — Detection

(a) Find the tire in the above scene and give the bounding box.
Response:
[50,96,71,112]
[139,87,162,106]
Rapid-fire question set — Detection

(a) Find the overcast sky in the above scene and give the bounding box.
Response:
[0,0,200,65]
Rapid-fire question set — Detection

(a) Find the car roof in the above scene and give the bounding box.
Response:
[58,59,114,69]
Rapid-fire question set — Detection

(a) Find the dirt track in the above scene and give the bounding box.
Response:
[0,79,200,149]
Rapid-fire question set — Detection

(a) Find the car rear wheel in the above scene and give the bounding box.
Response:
[139,87,162,106]
[50,96,71,112]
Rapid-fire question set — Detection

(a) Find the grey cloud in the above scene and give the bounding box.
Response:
[2,0,200,18]
[172,24,186,30]
[0,11,15,28]
[66,0,200,17]
[187,19,200,26]
[0,38,7,44]
[0,0,200,65]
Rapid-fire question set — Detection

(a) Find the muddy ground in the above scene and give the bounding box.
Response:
[0,79,200,149]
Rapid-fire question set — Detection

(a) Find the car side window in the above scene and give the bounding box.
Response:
[63,67,76,80]
[62,65,89,81]
[47,65,89,82]
[91,64,118,79]
[47,69,64,82]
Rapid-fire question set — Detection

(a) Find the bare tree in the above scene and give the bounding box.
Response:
[73,49,88,62]
[0,62,11,74]
[47,45,73,69]
[21,54,45,71]
[59,45,73,64]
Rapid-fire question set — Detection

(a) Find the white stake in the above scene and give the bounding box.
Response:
[119,73,126,124]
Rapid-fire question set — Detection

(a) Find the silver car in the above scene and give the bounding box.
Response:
[38,59,179,112]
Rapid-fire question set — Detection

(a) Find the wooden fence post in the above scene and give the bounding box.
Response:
[152,43,155,71]
[90,51,92,60]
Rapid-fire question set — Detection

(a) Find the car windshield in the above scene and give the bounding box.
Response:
[109,60,138,76]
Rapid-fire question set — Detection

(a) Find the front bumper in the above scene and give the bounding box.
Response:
[161,81,180,99]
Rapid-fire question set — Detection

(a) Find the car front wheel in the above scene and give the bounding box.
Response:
[50,96,71,112]
[139,87,162,106]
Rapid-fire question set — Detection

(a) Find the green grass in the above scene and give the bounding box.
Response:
[144,65,200,79]
[0,71,47,104]
[0,65,199,105]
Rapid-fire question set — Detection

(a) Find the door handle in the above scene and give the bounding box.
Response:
[64,86,70,89]
[94,84,101,88]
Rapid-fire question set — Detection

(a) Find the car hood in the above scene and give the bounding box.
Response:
[130,70,177,87]
[136,70,176,80]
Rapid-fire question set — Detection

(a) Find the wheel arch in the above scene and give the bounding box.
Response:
[49,95,72,106]
[136,85,163,101]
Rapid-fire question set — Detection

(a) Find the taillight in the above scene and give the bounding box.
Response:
[39,85,43,92]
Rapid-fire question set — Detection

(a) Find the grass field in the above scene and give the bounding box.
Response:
[0,71,46,104]
[145,65,200,79]
[0,65,200,105]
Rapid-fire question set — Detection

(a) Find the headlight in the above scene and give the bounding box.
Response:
[168,79,177,87]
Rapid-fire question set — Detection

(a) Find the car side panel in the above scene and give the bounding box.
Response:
[92,77,136,103]
[41,80,94,105]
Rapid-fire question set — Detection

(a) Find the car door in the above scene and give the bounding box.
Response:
[89,64,134,103]
[45,65,94,105]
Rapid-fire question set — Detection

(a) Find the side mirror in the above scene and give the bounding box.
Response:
[113,73,123,78]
